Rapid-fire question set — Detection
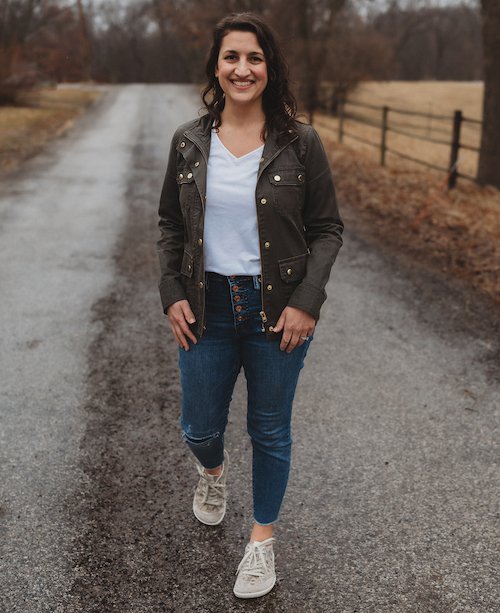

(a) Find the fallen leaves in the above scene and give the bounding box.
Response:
[318,129,500,307]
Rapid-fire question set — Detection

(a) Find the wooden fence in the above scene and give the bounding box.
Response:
[318,99,482,189]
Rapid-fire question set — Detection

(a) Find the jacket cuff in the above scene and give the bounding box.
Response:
[159,279,187,314]
[286,282,326,321]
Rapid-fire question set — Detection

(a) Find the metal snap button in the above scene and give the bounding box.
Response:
[198,281,204,288]
[179,173,184,179]
[298,174,304,181]
[194,161,200,167]
[180,141,186,148]
[269,326,274,332]
[187,172,193,179]
[260,198,267,205]
[287,268,293,276]
[197,238,203,246]
[264,241,270,249]
[266,284,273,291]
[274,175,281,182]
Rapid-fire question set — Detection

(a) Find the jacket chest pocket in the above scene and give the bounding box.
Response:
[176,167,196,212]
[268,169,305,215]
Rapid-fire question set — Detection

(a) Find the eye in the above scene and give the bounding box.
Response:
[224,54,238,61]
[249,56,264,63]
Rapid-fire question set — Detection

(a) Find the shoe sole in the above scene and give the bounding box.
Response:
[192,501,226,526]
[233,576,276,599]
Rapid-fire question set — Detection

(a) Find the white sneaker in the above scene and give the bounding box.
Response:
[233,537,276,599]
[192,450,228,526]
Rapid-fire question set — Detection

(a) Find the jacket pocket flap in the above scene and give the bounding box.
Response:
[181,250,194,277]
[278,253,308,283]
[268,169,305,186]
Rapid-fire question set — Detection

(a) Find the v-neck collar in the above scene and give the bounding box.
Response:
[212,131,264,162]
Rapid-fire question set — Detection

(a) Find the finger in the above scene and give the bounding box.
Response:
[299,330,314,344]
[178,319,197,345]
[169,308,197,343]
[177,329,191,351]
[181,302,196,325]
[280,332,292,351]
[297,334,306,347]
[273,314,285,333]
[172,323,190,351]
[286,332,301,353]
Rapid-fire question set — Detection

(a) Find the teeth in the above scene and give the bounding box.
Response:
[233,81,252,86]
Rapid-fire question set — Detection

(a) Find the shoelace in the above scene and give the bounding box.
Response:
[196,464,225,507]
[236,540,274,578]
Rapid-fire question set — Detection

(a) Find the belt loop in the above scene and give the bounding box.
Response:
[253,275,260,290]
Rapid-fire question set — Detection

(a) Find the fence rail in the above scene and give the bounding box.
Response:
[322,99,482,189]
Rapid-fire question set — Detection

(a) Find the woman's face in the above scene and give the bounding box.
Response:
[215,30,268,109]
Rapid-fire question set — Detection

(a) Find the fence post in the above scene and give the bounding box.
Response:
[380,106,389,166]
[338,99,344,144]
[448,110,462,189]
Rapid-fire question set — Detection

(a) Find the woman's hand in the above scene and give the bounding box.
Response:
[273,306,316,353]
[166,300,198,351]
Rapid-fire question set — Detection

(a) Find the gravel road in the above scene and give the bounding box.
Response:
[0,85,498,613]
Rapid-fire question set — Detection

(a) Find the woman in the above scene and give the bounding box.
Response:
[157,12,343,599]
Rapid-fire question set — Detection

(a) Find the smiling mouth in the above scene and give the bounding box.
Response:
[231,80,254,88]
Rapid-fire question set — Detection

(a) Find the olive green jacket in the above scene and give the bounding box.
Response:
[157,113,343,338]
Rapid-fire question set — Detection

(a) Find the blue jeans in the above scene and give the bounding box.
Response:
[179,272,312,525]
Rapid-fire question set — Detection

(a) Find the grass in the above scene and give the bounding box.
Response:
[0,85,101,173]
[315,83,500,306]
[317,81,483,179]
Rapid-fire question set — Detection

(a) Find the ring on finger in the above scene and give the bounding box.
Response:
[300,335,310,341]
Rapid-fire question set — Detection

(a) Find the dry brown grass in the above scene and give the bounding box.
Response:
[315,115,500,307]
[0,86,101,173]
[317,81,483,179]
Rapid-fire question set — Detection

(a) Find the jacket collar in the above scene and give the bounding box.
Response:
[183,112,299,175]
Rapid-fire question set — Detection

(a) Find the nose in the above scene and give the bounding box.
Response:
[234,59,251,77]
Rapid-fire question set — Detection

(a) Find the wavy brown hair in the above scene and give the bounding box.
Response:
[201,13,298,140]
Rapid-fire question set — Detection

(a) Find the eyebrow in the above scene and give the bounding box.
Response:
[222,49,264,56]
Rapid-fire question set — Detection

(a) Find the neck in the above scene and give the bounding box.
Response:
[220,100,266,130]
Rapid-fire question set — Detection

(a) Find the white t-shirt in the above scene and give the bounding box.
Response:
[204,131,264,276]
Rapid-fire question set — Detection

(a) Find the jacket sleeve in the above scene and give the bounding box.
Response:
[286,126,344,320]
[157,130,187,314]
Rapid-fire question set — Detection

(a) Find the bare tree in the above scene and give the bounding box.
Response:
[0,0,40,102]
[76,0,91,80]
[371,1,482,80]
[477,0,500,188]
[321,5,395,112]
[0,0,92,102]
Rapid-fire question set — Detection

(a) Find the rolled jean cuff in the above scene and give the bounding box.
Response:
[253,515,278,527]
[182,431,224,469]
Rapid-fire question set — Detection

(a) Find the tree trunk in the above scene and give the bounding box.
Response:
[477,0,500,188]
[76,0,91,80]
